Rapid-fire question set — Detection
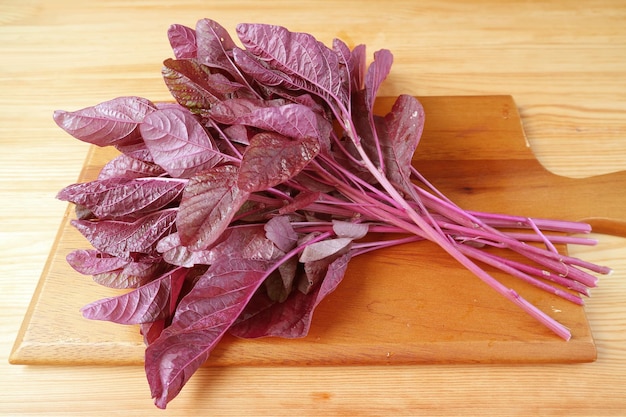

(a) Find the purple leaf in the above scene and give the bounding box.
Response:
[162,58,243,111]
[264,216,298,253]
[53,97,157,147]
[145,259,270,409]
[98,153,165,180]
[364,49,393,113]
[167,24,197,59]
[332,220,369,240]
[66,249,130,275]
[278,190,321,215]
[231,103,323,141]
[140,107,224,178]
[202,225,277,262]
[299,237,352,262]
[230,252,351,338]
[208,97,283,125]
[176,165,250,250]
[236,23,349,109]
[237,132,320,193]
[57,177,185,219]
[81,267,187,324]
[195,18,248,85]
[381,95,425,192]
[347,43,367,92]
[157,233,214,268]
[71,209,177,259]
[141,319,166,346]
[92,259,167,289]
[264,256,298,302]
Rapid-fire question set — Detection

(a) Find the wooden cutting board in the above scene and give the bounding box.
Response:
[11,95,626,366]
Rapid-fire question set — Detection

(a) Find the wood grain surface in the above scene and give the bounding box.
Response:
[2,1,625,416]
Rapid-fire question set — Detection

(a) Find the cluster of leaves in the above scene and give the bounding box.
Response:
[54,19,611,409]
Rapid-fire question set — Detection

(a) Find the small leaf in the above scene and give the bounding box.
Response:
[53,96,157,147]
[157,233,214,268]
[140,107,224,178]
[364,49,393,113]
[332,220,369,240]
[278,190,321,215]
[237,132,320,193]
[264,216,298,253]
[299,237,352,263]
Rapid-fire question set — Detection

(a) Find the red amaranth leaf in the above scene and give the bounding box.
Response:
[145,259,270,409]
[57,177,185,220]
[230,252,351,338]
[162,58,243,111]
[92,259,167,289]
[236,23,349,109]
[167,24,197,59]
[381,94,425,192]
[237,132,320,193]
[53,96,157,147]
[81,267,188,325]
[66,249,130,275]
[97,153,166,180]
[140,107,224,178]
[176,165,250,250]
[71,209,177,259]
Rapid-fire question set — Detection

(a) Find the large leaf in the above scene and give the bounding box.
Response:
[81,267,188,324]
[381,95,425,193]
[236,23,349,109]
[167,24,197,59]
[57,177,185,220]
[208,97,284,125]
[145,259,270,409]
[71,209,177,259]
[140,107,224,178]
[237,132,320,193]
[176,165,250,250]
[53,96,157,147]
[66,249,130,275]
[230,103,323,141]
[195,18,249,87]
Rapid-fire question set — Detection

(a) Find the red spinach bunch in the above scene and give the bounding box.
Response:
[54,19,611,409]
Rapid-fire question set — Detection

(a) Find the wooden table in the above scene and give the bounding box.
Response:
[1,1,625,415]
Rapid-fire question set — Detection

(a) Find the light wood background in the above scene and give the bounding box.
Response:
[1,1,625,415]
